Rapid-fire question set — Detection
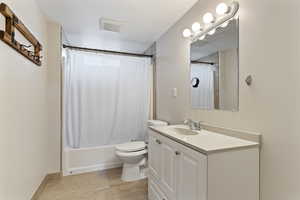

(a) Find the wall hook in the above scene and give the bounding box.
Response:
[245,75,252,86]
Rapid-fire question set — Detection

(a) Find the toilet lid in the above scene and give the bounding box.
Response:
[115,141,146,152]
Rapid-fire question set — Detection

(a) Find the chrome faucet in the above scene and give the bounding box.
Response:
[184,119,202,131]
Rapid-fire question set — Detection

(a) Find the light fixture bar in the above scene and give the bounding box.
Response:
[191,1,239,42]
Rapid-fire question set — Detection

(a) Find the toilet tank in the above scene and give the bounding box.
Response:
[148,120,168,127]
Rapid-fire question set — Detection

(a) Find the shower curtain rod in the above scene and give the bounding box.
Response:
[191,61,215,65]
[63,44,153,58]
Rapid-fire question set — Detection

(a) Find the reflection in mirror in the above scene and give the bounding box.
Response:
[190,19,239,111]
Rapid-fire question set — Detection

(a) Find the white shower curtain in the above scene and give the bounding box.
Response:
[63,49,151,148]
[191,64,214,109]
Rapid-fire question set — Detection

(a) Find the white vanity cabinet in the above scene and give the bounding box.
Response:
[149,130,206,200]
[148,129,259,200]
[149,135,163,179]
[149,132,178,199]
[149,179,168,200]
[176,142,207,200]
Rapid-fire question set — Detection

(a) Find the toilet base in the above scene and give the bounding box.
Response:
[121,159,147,182]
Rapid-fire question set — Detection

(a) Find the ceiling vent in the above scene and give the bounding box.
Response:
[99,18,122,33]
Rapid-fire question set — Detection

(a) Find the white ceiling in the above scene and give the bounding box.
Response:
[37,0,198,53]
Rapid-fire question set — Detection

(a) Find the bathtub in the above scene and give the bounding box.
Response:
[62,145,122,176]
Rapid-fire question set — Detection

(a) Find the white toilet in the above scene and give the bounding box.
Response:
[115,120,168,182]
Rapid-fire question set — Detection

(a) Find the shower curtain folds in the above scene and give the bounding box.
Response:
[63,49,152,148]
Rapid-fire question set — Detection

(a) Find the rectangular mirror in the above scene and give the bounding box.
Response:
[190,19,239,111]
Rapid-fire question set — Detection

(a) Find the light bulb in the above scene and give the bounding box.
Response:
[203,12,215,24]
[216,3,229,15]
[192,22,201,32]
[220,21,229,28]
[199,35,206,40]
[182,29,192,38]
[208,29,216,35]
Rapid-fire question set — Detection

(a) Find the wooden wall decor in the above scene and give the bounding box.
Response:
[0,3,42,66]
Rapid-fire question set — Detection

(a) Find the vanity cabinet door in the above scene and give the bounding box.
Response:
[176,145,207,200]
[149,179,168,200]
[160,138,177,200]
[149,132,162,180]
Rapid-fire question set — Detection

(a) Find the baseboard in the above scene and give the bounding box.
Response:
[31,172,61,200]
[65,162,122,176]
[47,172,62,180]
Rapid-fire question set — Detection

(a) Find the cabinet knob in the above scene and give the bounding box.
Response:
[156,139,162,144]
[175,151,181,155]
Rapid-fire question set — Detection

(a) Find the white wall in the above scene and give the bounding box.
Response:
[156,0,300,200]
[46,22,62,173]
[0,0,61,199]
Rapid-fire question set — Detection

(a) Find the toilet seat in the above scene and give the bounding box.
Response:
[115,141,146,152]
[116,149,147,157]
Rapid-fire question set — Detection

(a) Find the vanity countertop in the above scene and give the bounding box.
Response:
[149,125,259,155]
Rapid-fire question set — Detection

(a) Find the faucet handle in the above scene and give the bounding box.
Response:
[195,121,203,130]
[183,119,191,124]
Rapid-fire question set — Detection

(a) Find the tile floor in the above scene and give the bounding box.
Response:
[37,168,148,200]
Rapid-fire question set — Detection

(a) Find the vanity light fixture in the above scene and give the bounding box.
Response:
[199,35,206,40]
[216,3,230,15]
[208,29,216,35]
[192,22,202,32]
[203,12,215,24]
[220,21,229,28]
[182,28,192,38]
[182,1,239,40]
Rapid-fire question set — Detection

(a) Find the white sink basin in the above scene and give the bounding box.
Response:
[172,127,199,135]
